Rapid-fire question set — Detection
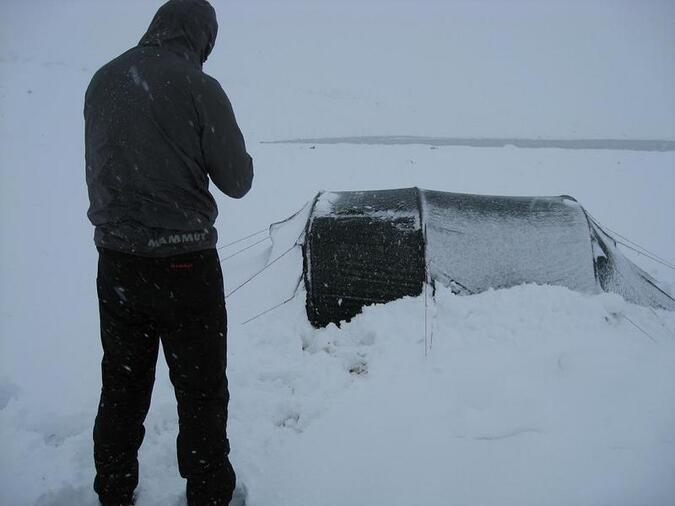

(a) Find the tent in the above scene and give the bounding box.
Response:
[294,188,674,327]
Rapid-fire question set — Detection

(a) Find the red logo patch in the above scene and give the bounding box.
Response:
[169,262,194,271]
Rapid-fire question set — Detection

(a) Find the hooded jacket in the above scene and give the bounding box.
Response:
[85,0,253,256]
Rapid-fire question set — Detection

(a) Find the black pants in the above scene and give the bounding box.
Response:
[94,248,235,505]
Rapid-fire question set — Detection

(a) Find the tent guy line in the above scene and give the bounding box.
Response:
[224,234,303,300]
[217,228,268,251]
[585,212,675,271]
[621,314,658,343]
[219,236,271,264]
[241,273,305,326]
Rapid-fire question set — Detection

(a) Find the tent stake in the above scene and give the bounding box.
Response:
[424,279,428,356]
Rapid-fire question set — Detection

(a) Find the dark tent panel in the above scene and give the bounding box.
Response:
[303,189,425,328]
[301,188,674,328]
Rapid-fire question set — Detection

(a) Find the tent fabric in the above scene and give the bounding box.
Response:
[303,189,424,328]
[421,191,598,295]
[590,221,674,311]
[302,188,674,327]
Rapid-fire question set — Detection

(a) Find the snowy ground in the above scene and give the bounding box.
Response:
[2,1,675,505]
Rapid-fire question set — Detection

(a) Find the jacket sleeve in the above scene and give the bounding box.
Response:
[198,77,253,199]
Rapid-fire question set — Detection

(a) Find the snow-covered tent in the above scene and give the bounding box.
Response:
[295,188,674,327]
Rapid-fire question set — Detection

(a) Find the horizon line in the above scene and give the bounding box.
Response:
[262,136,675,152]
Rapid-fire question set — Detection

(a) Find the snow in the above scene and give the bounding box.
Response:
[2,0,675,505]
[5,286,675,505]
[248,288,675,506]
[312,189,421,224]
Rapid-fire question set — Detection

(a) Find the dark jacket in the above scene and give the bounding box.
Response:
[85,0,253,256]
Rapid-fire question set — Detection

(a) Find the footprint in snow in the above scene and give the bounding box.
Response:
[0,377,20,409]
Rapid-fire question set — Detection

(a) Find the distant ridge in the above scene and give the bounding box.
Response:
[263,136,675,152]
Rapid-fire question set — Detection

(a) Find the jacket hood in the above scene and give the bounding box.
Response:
[139,0,218,66]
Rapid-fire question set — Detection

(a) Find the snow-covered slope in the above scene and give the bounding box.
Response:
[1,1,675,505]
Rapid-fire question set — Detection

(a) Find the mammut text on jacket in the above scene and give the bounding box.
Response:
[85,0,253,256]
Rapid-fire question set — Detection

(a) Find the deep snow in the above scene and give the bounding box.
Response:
[1,1,675,505]
[9,287,675,506]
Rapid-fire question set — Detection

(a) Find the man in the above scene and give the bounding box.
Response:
[84,1,252,504]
